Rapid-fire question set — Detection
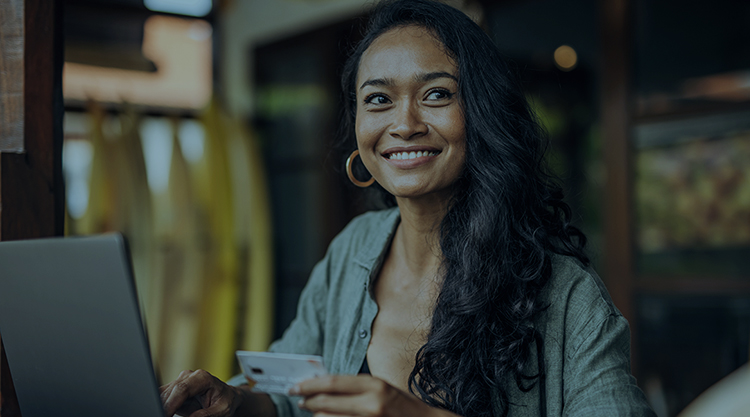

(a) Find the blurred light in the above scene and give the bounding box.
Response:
[682,70,750,102]
[144,0,212,17]
[63,15,212,109]
[63,140,94,219]
[188,20,212,41]
[554,45,577,71]
[140,117,173,194]
[178,119,205,164]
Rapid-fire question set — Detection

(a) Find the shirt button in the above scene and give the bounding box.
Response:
[358,329,368,338]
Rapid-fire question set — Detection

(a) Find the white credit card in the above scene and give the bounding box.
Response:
[236,351,328,395]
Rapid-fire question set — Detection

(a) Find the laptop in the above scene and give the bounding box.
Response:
[0,234,166,417]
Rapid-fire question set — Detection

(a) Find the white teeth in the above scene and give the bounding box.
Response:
[388,151,439,160]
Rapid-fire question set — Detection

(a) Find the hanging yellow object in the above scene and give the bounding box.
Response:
[116,105,157,362]
[74,101,115,236]
[224,106,275,353]
[192,98,274,380]
[192,98,240,380]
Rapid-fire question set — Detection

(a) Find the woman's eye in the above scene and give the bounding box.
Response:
[363,94,391,105]
[425,89,453,101]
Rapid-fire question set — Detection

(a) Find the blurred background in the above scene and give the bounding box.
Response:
[51,0,750,415]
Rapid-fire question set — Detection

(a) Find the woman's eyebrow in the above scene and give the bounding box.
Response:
[360,77,395,90]
[416,71,458,83]
[359,72,457,90]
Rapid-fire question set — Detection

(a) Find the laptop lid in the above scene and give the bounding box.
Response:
[0,234,165,417]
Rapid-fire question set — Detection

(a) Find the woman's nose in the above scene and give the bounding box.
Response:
[388,102,427,140]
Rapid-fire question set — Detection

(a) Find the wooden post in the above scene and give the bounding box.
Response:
[600,0,633,323]
[0,0,64,415]
[599,0,640,377]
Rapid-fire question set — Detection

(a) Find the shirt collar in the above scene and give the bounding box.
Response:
[352,207,401,272]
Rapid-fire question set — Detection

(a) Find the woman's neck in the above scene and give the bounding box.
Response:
[392,194,449,281]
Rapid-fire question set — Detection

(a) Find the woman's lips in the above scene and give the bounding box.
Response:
[381,148,441,169]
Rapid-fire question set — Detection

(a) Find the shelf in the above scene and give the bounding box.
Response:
[633,101,750,125]
[634,278,750,295]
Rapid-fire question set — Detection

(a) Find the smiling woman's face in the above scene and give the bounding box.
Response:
[355,25,465,203]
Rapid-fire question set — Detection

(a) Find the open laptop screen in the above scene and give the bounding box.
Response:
[0,234,165,417]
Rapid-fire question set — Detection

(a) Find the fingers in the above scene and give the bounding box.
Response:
[294,375,399,417]
[291,375,381,396]
[301,393,385,416]
[161,369,216,417]
[185,400,235,417]
[160,369,195,400]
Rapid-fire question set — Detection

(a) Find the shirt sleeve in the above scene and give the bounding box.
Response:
[562,313,656,417]
[268,255,330,356]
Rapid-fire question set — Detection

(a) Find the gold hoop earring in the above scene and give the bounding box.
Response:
[346,150,375,188]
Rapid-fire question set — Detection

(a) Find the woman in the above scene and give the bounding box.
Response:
[161,1,656,416]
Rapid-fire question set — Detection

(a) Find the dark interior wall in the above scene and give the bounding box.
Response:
[253,18,366,339]
[487,0,603,260]
[634,0,750,95]
[487,0,598,68]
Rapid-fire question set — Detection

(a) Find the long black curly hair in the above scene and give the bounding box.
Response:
[336,1,589,416]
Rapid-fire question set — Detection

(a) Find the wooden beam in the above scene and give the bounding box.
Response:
[600,0,633,322]
[599,0,641,378]
[635,278,750,295]
[0,0,24,153]
[0,1,64,238]
[0,0,64,415]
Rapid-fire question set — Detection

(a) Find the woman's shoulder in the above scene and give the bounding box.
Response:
[539,255,626,350]
[545,255,620,315]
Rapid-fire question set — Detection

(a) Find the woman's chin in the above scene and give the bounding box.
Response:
[387,185,454,205]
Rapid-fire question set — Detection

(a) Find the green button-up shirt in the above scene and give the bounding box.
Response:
[230,208,655,417]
